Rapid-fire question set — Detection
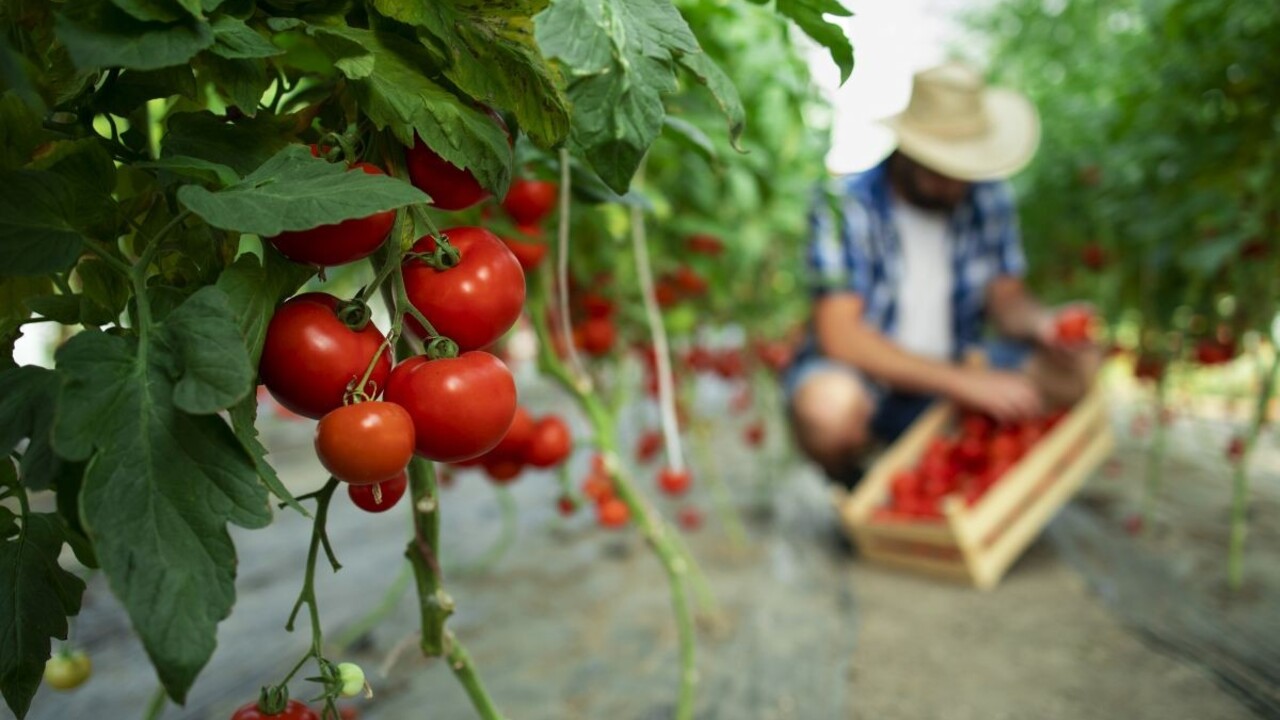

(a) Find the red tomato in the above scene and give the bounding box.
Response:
[483,457,523,484]
[959,412,994,441]
[1227,436,1245,462]
[402,227,526,351]
[405,113,508,211]
[657,467,692,496]
[557,495,577,516]
[1054,307,1094,344]
[260,293,391,419]
[1081,243,1106,271]
[597,497,630,528]
[384,352,517,462]
[582,474,612,503]
[743,421,765,448]
[1195,338,1235,366]
[673,266,708,296]
[526,415,572,468]
[713,351,744,380]
[501,235,548,272]
[348,472,407,513]
[635,429,663,464]
[989,433,1022,466]
[581,292,615,319]
[655,281,680,308]
[685,233,724,256]
[315,402,415,485]
[267,162,394,267]
[231,699,319,720]
[954,436,986,472]
[488,406,535,460]
[676,506,704,532]
[890,469,921,501]
[577,317,616,356]
[1133,354,1165,382]
[501,179,558,225]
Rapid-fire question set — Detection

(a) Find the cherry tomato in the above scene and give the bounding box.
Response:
[576,317,615,357]
[1133,354,1165,382]
[1227,436,1245,462]
[581,474,612,503]
[1081,243,1106,270]
[989,433,1023,466]
[501,234,548,272]
[501,179,558,225]
[384,352,517,462]
[260,293,392,419]
[685,233,724,256]
[557,495,578,516]
[672,266,708,296]
[402,227,526,351]
[348,472,407,513]
[405,113,507,211]
[267,162,394,267]
[1195,338,1235,365]
[635,429,663,464]
[526,415,572,468]
[655,281,680,308]
[596,497,630,528]
[230,698,319,720]
[486,406,535,461]
[657,467,692,496]
[959,412,994,440]
[581,292,614,319]
[1054,307,1094,344]
[483,457,523,484]
[315,402,415,485]
[676,506,704,531]
[44,650,91,690]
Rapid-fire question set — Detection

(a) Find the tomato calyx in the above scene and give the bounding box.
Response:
[256,683,293,715]
[425,336,460,360]
[405,233,462,271]
[334,297,373,332]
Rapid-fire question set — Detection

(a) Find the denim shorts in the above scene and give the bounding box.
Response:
[782,339,1031,443]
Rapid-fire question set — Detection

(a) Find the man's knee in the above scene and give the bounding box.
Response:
[789,370,874,464]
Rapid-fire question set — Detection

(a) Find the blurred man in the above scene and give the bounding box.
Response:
[786,63,1098,489]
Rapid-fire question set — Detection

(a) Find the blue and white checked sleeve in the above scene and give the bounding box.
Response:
[984,181,1028,277]
[805,180,875,298]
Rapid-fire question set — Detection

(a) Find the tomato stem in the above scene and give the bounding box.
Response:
[444,631,506,720]
[555,147,591,386]
[286,478,340,656]
[142,684,166,720]
[405,457,450,655]
[1227,350,1278,590]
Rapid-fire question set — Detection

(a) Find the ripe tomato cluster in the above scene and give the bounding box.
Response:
[577,454,630,529]
[452,407,574,483]
[875,410,1066,521]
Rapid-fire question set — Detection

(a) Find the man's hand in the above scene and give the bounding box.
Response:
[947,368,1043,422]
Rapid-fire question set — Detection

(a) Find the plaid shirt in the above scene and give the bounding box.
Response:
[806,158,1027,358]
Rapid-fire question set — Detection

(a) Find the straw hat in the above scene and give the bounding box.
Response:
[881,63,1040,182]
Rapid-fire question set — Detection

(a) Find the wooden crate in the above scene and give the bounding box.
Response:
[837,382,1115,589]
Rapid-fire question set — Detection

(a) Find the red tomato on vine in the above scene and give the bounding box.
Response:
[657,467,692,497]
[525,415,573,468]
[315,401,415,485]
[488,406,535,460]
[348,472,408,513]
[230,699,319,720]
[685,233,724,256]
[405,112,507,211]
[577,317,616,357]
[267,161,395,267]
[501,179,558,225]
[259,293,391,419]
[402,227,526,351]
[384,352,517,462]
[597,497,630,528]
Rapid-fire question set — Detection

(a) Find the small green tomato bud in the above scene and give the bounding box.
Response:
[337,662,366,698]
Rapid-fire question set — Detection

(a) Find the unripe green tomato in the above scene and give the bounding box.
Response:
[44,650,91,690]
[336,662,365,698]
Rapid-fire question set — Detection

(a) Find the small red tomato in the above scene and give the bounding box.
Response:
[315,402,416,485]
[713,351,744,380]
[890,470,921,501]
[655,281,680,308]
[525,415,573,468]
[743,421,765,448]
[1081,243,1106,271]
[581,474,612,503]
[597,497,630,528]
[557,495,578,516]
[384,352,518,462]
[348,472,408,513]
[636,429,663,464]
[501,179,558,225]
[673,266,708,296]
[489,406,535,460]
[657,467,692,497]
[406,113,507,211]
[231,699,319,720]
[959,412,994,440]
[1195,338,1235,366]
[1134,354,1165,382]
[685,233,724,256]
[483,457,523,484]
[577,317,616,357]
[260,293,392,419]
[581,292,615,319]
[501,235,548,272]
[676,506,704,532]
[267,161,395,267]
[1226,436,1246,463]
[990,433,1023,466]
[1054,307,1094,345]
[402,227,526,351]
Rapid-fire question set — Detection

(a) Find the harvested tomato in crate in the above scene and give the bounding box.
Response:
[838,382,1114,589]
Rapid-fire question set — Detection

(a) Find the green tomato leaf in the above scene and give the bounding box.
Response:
[536,0,699,193]
[661,115,717,163]
[678,52,745,151]
[76,258,130,326]
[370,0,570,149]
[96,66,199,116]
[215,250,313,368]
[0,92,52,171]
[56,0,215,72]
[228,392,307,517]
[162,110,293,175]
[177,144,429,236]
[0,170,84,278]
[199,55,270,117]
[137,155,241,187]
[750,0,853,84]
[308,26,513,197]
[23,294,82,324]
[51,288,269,702]
[0,366,65,492]
[0,512,86,720]
[0,275,50,328]
[110,0,196,23]
[27,138,120,234]
[208,16,282,59]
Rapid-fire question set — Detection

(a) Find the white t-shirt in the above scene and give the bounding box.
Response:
[891,195,954,361]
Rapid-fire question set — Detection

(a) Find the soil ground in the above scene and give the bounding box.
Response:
[14,381,1278,720]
